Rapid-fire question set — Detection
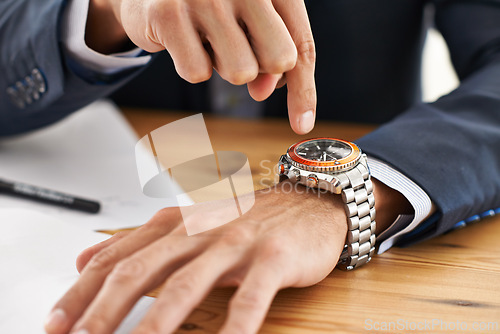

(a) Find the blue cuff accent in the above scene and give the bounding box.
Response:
[450,207,500,231]
[397,206,500,247]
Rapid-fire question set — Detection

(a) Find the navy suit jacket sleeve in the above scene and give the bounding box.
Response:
[357,0,500,246]
[0,0,143,136]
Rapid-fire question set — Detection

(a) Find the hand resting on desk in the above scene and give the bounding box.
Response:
[44,179,409,334]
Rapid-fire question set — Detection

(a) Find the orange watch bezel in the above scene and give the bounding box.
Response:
[287,137,360,168]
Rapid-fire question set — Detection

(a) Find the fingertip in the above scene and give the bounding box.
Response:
[76,248,95,273]
[275,75,287,89]
[44,308,67,334]
[75,232,119,273]
[248,85,270,102]
[291,110,315,134]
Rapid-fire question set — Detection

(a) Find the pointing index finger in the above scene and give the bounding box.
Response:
[273,0,317,134]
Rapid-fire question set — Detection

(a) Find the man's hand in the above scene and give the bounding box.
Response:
[86,0,317,134]
[44,178,409,333]
[44,182,347,334]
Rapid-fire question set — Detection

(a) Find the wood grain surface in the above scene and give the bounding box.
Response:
[116,108,500,333]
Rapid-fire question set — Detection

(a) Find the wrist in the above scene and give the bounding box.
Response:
[275,178,401,244]
[372,178,413,235]
[86,0,132,54]
[270,180,348,237]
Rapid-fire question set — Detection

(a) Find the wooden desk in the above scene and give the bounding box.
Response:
[122,108,500,333]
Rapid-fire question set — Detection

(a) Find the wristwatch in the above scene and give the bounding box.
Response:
[278,137,376,270]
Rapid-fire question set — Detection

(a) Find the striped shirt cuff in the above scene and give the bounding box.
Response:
[367,157,435,254]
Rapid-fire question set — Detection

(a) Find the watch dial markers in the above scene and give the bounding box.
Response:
[294,139,352,162]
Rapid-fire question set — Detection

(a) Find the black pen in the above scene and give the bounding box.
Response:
[0,178,101,214]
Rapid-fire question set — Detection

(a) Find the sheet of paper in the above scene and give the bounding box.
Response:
[0,208,155,333]
[0,100,189,231]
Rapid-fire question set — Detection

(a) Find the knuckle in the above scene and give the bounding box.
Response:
[86,310,109,329]
[146,207,182,229]
[150,0,182,22]
[257,237,291,263]
[267,58,296,74]
[231,289,265,312]
[165,273,198,296]
[112,231,130,240]
[179,64,213,84]
[156,207,181,220]
[108,258,145,285]
[217,225,255,248]
[296,38,316,64]
[261,50,297,74]
[87,247,119,271]
[145,0,183,45]
[301,86,317,105]
[195,0,225,18]
[222,322,252,334]
[222,69,258,86]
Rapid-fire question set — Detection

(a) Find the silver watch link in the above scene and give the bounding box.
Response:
[278,137,376,270]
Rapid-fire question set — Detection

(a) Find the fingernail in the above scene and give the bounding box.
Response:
[298,110,315,134]
[44,308,67,331]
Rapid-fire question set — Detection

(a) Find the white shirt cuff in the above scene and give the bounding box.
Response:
[61,0,151,75]
[367,157,435,254]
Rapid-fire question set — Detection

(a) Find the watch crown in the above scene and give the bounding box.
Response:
[306,174,318,187]
[278,163,286,175]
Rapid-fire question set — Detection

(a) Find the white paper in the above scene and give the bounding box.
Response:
[0,100,189,231]
[0,208,155,333]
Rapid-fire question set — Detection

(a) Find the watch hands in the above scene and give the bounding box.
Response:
[326,153,337,160]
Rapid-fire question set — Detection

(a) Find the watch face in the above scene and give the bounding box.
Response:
[295,138,352,162]
[287,137,361,172]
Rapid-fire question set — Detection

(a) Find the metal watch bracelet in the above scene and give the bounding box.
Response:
[336,156,376,270]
